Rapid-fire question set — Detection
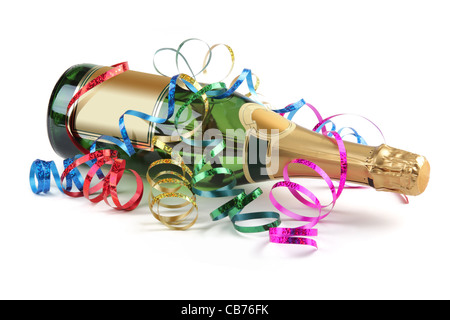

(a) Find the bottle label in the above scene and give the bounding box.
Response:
[71,66,171,150]
[239,103,295,182]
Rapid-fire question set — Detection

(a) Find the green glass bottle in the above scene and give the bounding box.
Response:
[47,64,430,196]
[47,64,257,189]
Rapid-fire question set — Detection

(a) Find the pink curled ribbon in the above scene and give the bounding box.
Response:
[268,128,348,249]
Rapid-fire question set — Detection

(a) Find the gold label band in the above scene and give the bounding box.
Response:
[239,103,295,183]
[72,66,171,150]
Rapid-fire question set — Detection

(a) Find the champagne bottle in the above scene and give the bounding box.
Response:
[47,64,430,196]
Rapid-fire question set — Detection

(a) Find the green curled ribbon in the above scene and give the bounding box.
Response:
[169,79,241,198]
[191,140,241,198]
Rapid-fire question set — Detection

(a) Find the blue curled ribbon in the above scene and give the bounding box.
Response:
[212,68,258,100]
[272,98,306,119]
[30,160,63,194]
[29,156,104,194]
[150,59,284,225]
[314,120,367,144]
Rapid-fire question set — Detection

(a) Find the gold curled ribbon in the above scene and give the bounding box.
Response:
[202,45,271,106]
[147,137,198,230]
[150,192,198,230]
[202,43,236,82]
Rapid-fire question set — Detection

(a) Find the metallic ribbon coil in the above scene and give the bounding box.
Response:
[30,149,143,211]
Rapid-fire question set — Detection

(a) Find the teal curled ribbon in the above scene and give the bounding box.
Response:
[210,187,281,233]
[153,38,213,80]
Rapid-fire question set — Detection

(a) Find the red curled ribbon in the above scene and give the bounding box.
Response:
[59,149,143,211]
[65,62,130,155]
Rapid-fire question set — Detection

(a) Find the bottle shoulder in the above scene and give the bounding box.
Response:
[47,64,97,158]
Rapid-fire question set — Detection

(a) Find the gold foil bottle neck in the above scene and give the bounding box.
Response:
[238,103,430,196]
[366,144,430,196]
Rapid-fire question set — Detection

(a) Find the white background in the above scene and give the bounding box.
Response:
[1,0,449,300]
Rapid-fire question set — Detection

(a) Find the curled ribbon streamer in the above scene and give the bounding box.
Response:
[212,68,261,103]
[210,187,281,233]
[30,150,143,211]
[268,130,348,248]
[153,38,212,79]
[66,62,129,155]
[146,141,198,230]
[202,43,235,82]
[153,40,264,103]
[147,158,198,230]
[30,160,65,194]
[312,113,386,144]
[30,153,108,195]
